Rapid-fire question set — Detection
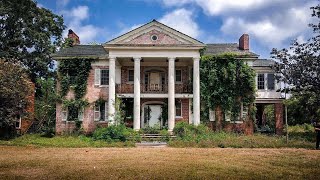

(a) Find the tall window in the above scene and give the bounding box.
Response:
[128,69,134,82]
[101,69,109,85]
[95,69,109,86]
[257,74,265,90]
[94,102,107,121]
[175,69,182,82]
[267,74,275,90]
[176,101,182,117]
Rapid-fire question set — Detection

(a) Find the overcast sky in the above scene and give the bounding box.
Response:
[38,0,318,58]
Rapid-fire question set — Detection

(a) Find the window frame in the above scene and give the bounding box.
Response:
[175,69,182,83]
[267,73,275,90]
[100,69,109,86]
[257,73,265,90]
[62,109,68,121]
[78,108,84,121]
[175,100,182,118]
[128,69,134,83]
[15,117,21,129]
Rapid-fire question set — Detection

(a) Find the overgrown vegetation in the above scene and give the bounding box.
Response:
[200,54,256,130]
[0,60,34,138]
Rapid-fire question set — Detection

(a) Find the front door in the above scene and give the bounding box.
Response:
[144,105,162,127]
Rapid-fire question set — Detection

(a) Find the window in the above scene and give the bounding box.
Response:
[128,69,134,82]
[101,69,109,85]
[95,69,109,86]
[151,35,158,41]
[267,74,275,90]
[62,109,68,121]
[15,117,21,128]
[175,101,182,117]
[94,102,108,121]
[257,74,265,90]
[225,111,231,122]
[209,110,215,122]
[78,108,84,121]
[175,69,182,82]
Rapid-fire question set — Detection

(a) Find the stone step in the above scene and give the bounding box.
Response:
[135,141,168,148]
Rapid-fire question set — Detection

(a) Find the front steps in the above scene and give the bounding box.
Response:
[135,134,176,148]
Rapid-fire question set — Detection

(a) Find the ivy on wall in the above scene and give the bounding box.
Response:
[200,53,256,130]
[58,58,93,99]
[58,58,93,123]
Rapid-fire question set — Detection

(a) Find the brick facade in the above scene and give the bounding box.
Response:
[274,103,284,135]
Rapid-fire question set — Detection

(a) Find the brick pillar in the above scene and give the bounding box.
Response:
[274,103,284,135]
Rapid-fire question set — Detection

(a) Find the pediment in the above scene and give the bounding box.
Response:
[105,20,204,46]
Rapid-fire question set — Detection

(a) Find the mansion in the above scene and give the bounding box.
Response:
[53,20,284,134]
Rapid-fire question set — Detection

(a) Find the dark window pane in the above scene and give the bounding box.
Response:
[267,74,275,90]
[176,101,182,117]
[257,74,265,90]
[101,69,109,85]
[128,70,134,82]
[176,70,182,82]
[100,103,105,121]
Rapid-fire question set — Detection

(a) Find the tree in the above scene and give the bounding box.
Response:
[272,5,320,122]
[0,0,65,82]
[200,54,256,131]
[0,60,33,138]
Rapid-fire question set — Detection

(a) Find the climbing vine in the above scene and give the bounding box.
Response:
[58,58,93,123]
[58,58,93,99]
[200,53,256,129]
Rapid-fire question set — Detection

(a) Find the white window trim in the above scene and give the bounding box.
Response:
[209,109,215,122]
[94,105,100,121]
[16,117,22,129]
[95,68,109,87]
[100,69,109,87]
[62,109,68,121]
[78,108,84,121]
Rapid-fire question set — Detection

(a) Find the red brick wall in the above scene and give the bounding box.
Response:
[56,65,109,134]
[20,81,35,134]
[128,29,182,45]
[274,103,284,135]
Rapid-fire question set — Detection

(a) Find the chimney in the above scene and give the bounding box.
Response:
[239,34,249,50]
[67,29,80,45]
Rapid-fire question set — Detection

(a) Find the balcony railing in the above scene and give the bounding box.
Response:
[116,84,192,94]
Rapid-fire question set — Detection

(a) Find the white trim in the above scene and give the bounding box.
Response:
[78,108,84,121]
[94,105,100,121]
[15,117,22,129]
[141,101,165,129]
[62,109,68,121]
[175,69,182,83]
[175,100,182,118]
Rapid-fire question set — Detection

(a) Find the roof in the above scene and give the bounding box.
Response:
[252,59,276,67]
[204,43,259,57]
[105,19,205,46]
[52,45,108,59]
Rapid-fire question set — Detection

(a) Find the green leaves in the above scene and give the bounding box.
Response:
[200,54,256,122]
[0,0,65,82]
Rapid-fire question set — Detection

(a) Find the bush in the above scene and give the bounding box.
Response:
[92,125,132,142]
[173,122,210,140]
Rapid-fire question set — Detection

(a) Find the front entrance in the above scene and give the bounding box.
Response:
[144,105,162,127]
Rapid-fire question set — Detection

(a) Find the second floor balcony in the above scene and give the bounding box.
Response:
[116,83,192,94]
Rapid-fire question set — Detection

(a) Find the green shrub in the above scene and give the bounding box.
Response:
[92,125,132,142]
[141,125,161,134]
[173,122,210,140]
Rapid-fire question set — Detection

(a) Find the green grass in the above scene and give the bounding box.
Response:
[0,134,135,148]
[169,133,315,148]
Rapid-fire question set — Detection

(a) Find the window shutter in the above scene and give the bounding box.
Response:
[94,69,101,86]
[78,108,84,121]
[62,109,68,121]
[267,74,275,90]
[105,102,108,121]
[209,109,215,121]
[94,105,100,121]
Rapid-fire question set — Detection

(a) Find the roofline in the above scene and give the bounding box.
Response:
[103,19,204,45]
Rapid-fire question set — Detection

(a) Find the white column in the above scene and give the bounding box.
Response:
[193,57,200,126]
[133,57,141,131]
[168,57,175,132]
[108,56,116,125]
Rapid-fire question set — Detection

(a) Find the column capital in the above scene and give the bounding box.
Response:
[109,56,116,61]
[133,57,142,61]
[167,57,176,61]
[192,57,200,61]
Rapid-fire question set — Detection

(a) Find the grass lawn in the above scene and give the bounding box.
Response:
[0,146,319,179]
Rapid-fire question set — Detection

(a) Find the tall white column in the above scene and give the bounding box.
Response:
[133,57,141,131]
[193,57,200,126]
[168,57,175,132]
[108,57,116,125]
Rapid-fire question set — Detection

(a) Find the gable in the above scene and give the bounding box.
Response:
[105,20,204,46]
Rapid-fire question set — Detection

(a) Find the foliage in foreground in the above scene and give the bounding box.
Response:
[170,122,316,149]
[0,60,34,138]
[0,134,134,148]
[92,125,134,142]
